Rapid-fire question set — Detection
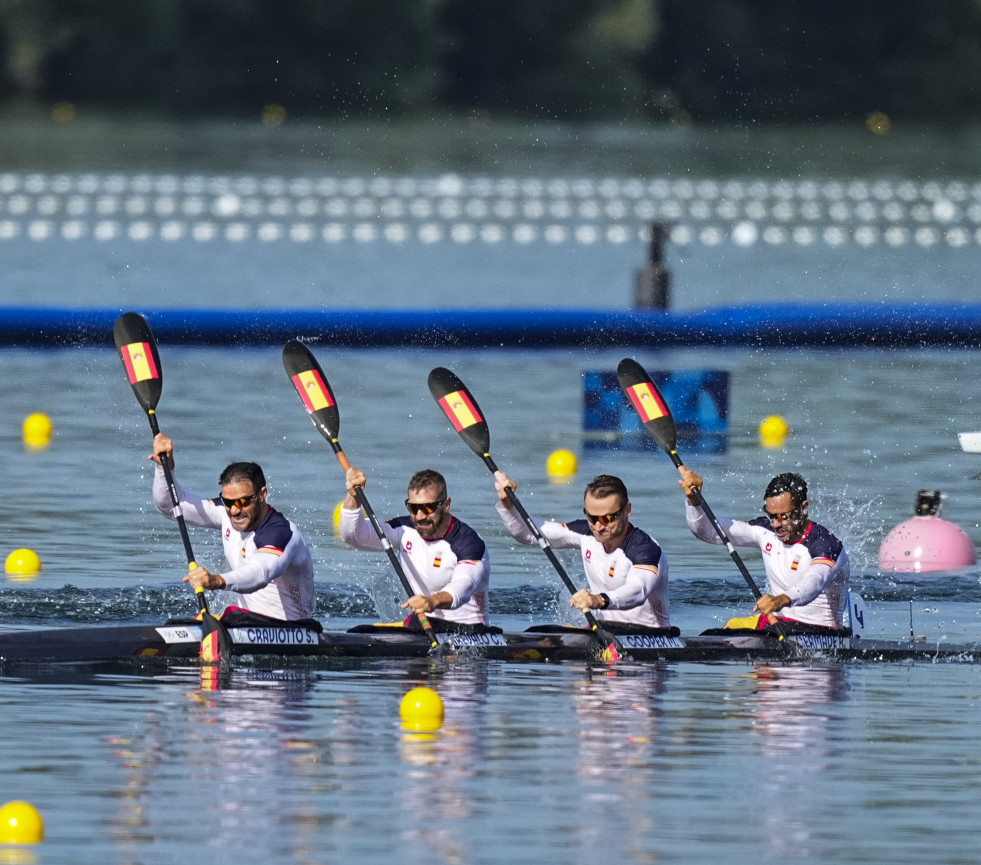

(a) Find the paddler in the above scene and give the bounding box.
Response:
[678,468,850,630]
[340,467,492,633]
[150,433,315,621]
[493,472,670,630]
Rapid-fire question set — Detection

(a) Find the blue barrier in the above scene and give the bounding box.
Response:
[584,370,730,453]
[1,304,979,348]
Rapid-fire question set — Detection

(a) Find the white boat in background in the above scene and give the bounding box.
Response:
[958,431,981,453]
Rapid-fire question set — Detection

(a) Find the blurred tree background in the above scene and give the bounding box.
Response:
[1,0,980,122]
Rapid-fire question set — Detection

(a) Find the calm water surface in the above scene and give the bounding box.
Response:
[2,121,981,864]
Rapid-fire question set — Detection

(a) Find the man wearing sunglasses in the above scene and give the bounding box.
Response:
[493,471,669,629]
[150,433,315,621]
[678,468,850,630]
[340,466,490,630]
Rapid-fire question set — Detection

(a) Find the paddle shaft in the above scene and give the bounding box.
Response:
[145,409,211,615]
[426,365,620,658]
[668,453,767,599]
[480,453,609,635]
[672,451,790,639]
[330,439,439,647]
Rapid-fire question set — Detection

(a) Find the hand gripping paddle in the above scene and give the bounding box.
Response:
[282,339,440,651]
[428,366,623,662]
[616,357,797,648]
[113,312,231,666]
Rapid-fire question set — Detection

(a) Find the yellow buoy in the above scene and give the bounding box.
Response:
[546,449,578,481]
[5,549,41,576]
[0,801,44,844]
[866,111,891,136]
[400,686,444,731]
[758,415,789,449]
[22,414,53,450]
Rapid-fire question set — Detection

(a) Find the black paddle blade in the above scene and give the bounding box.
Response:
[282,339,341,442]
[113,313,163,413]
[199,616,231,665]
[428,367,491,457]
[590,626,623,663]
[199,610,232,666]
[616,358,678,455]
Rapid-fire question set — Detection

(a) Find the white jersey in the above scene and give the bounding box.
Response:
[153,468,315,620]
[496,503,670,628]
[340,507,489,625]
[686,503,850,628]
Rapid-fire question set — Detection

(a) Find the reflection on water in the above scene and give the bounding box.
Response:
[572,664,668,779]
[107,667,324,863]
[747,664,849,750]
[2,659,981,863]
[571,665,669,865]
[398,662,489,865]
[744,664,851,862]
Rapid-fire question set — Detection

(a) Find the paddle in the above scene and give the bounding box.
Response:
[616,358,794,645]
[281,339,440,651]
[427,366,623,662]
[113,312,231,665]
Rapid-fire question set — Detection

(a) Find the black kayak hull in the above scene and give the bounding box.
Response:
[1,622,979,666]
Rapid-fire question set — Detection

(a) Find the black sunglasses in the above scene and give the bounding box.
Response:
[583,505,625,526]
[405,498,446,516]
[762,505,801,523]
[220,492,258,509]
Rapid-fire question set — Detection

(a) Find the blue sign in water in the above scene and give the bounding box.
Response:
[583,369,730,453]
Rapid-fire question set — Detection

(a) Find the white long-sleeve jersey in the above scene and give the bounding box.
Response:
[153,468,315,620]
[686,503,849,628]
[340,507,489,625]
[496,503,670,628]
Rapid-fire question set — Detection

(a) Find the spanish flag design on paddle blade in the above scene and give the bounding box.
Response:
[200,630,221,665]
[292,370,334,413]
[625,382,669,424]
[120,341,159,384]
[438,390,482,431]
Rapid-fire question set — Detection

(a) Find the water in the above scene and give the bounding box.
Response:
[2,119,981,864]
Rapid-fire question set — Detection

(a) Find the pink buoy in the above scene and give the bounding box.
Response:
[878,490,977,573]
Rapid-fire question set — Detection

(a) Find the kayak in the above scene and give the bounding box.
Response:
[0,620,979,666]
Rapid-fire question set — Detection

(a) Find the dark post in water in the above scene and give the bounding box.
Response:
[634,221,671,310]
